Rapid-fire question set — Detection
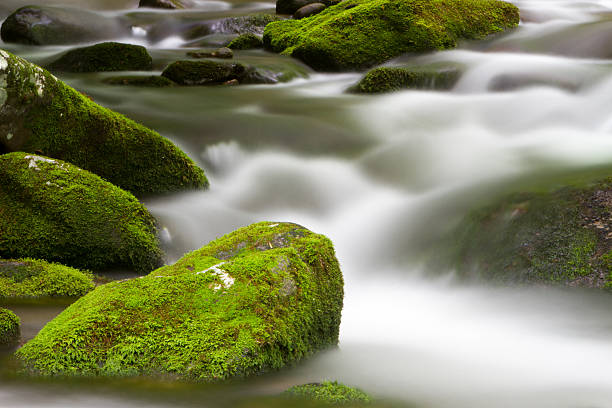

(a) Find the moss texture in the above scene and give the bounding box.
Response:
[17,222,344,380]
[352,66,460,93]
[449,178,612,287]
[284,382,372,405]
[0,308,20,347]
[228,33,264,50]
[47,42,153,73]
[0,49,208,196]
[102,75,176,87]
[263,0,519,71]
[0,152,163,273]
[0,259,94,299]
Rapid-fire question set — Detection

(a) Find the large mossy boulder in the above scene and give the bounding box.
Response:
[0,259,94,299]
[352,66,460,93]
[263,0,520,71]
[17,222,344,379]
[0,6,130,45]
[448,178,612,287]
[47,42,153,73]
[0,50,208,195]
[0,308,20,347]
[0,152,163,273]
[284,382,372,405]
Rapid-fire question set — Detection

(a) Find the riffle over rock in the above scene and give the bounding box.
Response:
[47,42,153,73]
[17,222,344,380]
[0,49,208,195]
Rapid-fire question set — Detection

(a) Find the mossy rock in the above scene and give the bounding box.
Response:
[0,152,163,273]
[102,75,176,87]
[228,34,264,50]
[0,49,208,195]
[0,258,94,299]
[263,0,519,71]
[0,6,130,45]
[47,42,153,73]
[284,382,372,405]
[448,178,612,287]
[352,66,460,93]
[17,222,344,379]
[0,308,20,347]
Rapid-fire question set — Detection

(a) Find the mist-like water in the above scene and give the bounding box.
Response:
[4,0,612,406]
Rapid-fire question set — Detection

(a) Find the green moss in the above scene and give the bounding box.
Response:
[352,66,460,93]
[102,75,176,87]
[228,33,264,50]
[263,0,519,71]
[284,382,372,405]
[47,42,153,73]
[0,258,94,299]
[17,222,344,380]
[0,152,163,273]
[0,308,20,347]
[0,49,208,196]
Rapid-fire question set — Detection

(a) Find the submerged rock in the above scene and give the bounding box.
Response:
[284,382,372,405]
[264,0,519,71]
[0,152,163,273]
[187,47,234,59]
[47,42,153,73]
[102,75,177,87]
[0,308,19,347]
[294,3,327,19]
[227,33,264,50]
[0,6,130,45]
[0,259,94,299]
[352,66,461,93]
[448,177,612,287]
[0,49,208,195]
[17,222,344,380]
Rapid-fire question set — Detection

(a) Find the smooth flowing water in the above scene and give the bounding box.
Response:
[3,0,612,407]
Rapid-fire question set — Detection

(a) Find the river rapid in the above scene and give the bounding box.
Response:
[3,0,612,407]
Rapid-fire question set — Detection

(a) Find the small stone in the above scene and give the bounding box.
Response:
[294,3,326,19]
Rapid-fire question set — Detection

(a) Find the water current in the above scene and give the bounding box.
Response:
[4,0,612,406]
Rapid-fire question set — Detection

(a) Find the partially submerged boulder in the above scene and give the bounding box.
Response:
[284,382,372,405]
[276,0,340,15]
[47,42,153,73]
[102,75,176,87]
[0,49,208,195]
[264,0,519,71]
[0,6,130,45]
[17,222,344,380]
[0,308,20,347]
[183,14,281,40]
[139,0,193,9]
[448,177,612,287]
[352,66,460,93]
[227,33,264,50]
[0,152,163,273]
[0,259,94,299]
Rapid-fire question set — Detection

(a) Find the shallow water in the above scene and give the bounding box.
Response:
[4,0,612,407]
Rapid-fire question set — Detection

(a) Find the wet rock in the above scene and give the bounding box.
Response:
[17,222,344,380]
[182,14,280,40]
[352,66,461,93]
[139,0,193,9]
[284,382,372,405]
[0,49,208,195]
[0,5,130,45]
[0,258,94,299]
[276,0,339,15]
[102,75,176,87]
[264,0,520,71]
[294,3,326,19]
[187,47,234,59]
[227,33,264,50]
[0,308,19,348]
[47,42,153,73]
[488,73,580,93]
[0,152,164,273]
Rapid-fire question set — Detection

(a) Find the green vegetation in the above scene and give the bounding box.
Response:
[352,66,460,93]
[0,308,20,346]
[0,259,94,299]
[17,222,344,380]
[0,49,208,196]
[263,0,519,71]
[284,382,372,405]
[0,152,163,273]
[47,42,153,73]
[228,33,264,50]
[102,75,176,87]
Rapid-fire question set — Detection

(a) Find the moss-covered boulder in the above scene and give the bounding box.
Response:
[0,49,207,195]
[17,222,344,379]
[102,75,176,87]
[263,0,519,71]
[0,152,163,273]
[284,382,372,405]
[0,308,20,347]
[227,33,264,50]
[47,42,153,73]
[0,6,130,45]
[352,66,460,93]
[0,259,94,299]
[448,178,612,287]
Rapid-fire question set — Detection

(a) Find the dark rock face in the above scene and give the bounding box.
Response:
[47,42,153,73]
[294,3,326,19]
[0,6,129,45]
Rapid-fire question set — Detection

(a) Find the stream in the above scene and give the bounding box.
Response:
[4,0,612,406]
